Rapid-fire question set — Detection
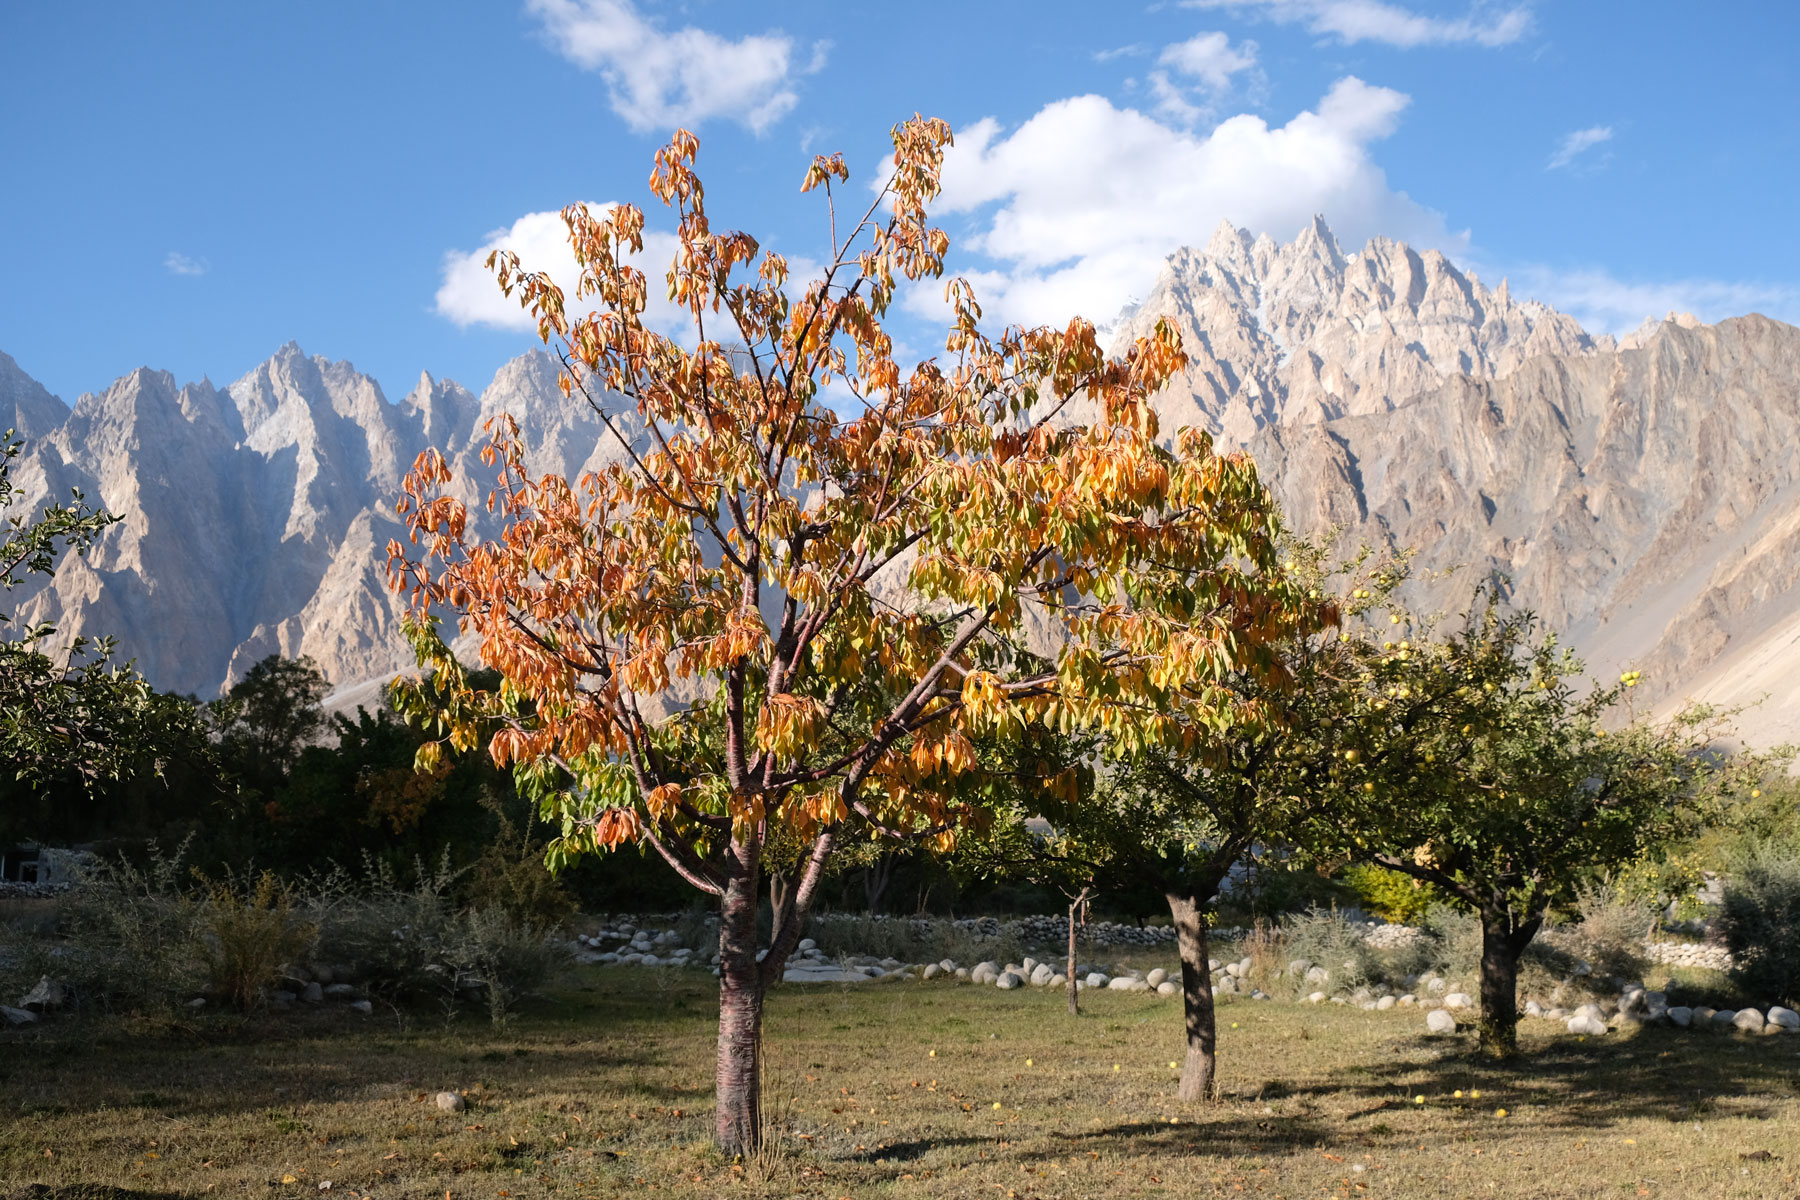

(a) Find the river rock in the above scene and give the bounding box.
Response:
[1768,1005,1799,1031]
[1157,980,1178,996]
[996,972,1023,990]
[1426,1009,1457,1034]
[1147,968,1168,987]
[1,1005,37,1026]
[1732,1008,1766,1034]
[436,1092,465,1113]
[1568,1013,1609,1036]
[1443,992,1473,1010]
[1667,1006,1693,1027]
[18,976,68,1012]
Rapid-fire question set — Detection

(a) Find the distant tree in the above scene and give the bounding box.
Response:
[209,654,329,786]
[385,120,1304,1152]
[1332,597,1759,1058]
[0,429,212,795]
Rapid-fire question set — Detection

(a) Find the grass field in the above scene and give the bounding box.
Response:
[4,963,1800,1199]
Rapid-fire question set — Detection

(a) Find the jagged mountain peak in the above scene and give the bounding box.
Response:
[1096,217,1598,443]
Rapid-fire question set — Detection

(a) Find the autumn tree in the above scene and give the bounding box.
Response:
[385,119,1308,1151]
[1332,597,1755,1058]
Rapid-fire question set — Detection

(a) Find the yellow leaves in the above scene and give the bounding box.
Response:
[756,692,825,759]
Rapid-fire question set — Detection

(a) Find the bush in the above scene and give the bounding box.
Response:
[196,870,316,1009]
[1276,907,1380,993]
[1556,886,1654,984]
[305,853,568,1024]
[1341,864,1440,925]
[54,840,206,1012]
[1719,844,1800,1006]
[805,914,1024,968]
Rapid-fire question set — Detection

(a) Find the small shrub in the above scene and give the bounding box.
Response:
[1418,907,1483,986]
[805,914,1023,967]
[303,854,567,1024]
[1278,908,1379,992]
[1341,864,1440,925]
[445,905,572,1026]
[196,870,316,1009]
[305,853,465,1003]
[56,840,206,1011]
[1718,844,1800,1006]
[1560,886,1654,983]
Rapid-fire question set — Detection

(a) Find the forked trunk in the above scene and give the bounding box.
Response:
[1167,891,1217,1102]
[1476,908,1540,1059]
[715,849,764,1154]
[768,869,795,944]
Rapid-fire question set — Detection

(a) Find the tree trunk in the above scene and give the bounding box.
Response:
[1476,908,1541,1059]
[1167,891,1217,1102]
[715,843,764,1155]
[1067,886,1091,1017]
[863,852,894,915]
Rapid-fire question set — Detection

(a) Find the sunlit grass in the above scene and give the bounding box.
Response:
[3,966,1798,1198]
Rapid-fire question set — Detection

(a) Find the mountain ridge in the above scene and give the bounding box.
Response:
[5,218,1799,747]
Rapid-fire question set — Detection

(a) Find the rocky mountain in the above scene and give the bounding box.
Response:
[1105,218,1800,748]
[4,217,1799,747]
[0,342,630,705]
[1098,217,1604,441]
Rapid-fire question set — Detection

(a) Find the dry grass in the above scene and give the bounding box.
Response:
[4,965,1800,1199]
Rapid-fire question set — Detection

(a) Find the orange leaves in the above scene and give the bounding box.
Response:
[799,153,848,194]
[591,807,643,850]
[382,114,1313,899]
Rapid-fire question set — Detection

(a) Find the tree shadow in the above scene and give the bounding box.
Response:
[1294,1024,1800,1133]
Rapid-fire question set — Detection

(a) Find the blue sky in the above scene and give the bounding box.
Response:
[3,1,1796,408]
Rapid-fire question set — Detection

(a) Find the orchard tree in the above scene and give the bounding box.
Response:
[385,120,1309,1151]
[1024,549,1384,1101]
[1336,598,1755,1058]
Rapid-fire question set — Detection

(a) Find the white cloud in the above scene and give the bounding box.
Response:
[1182,0,1532,48]
[1149,31,1262,124]
[434,205,687,335]
[1507,263,1800,335]
[436,206,832,346]
[1547,124,1613,170]
[526,0,807,134]
[164,251,207,277]
[1161,31,1259,92]
[923,77,1457,329]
